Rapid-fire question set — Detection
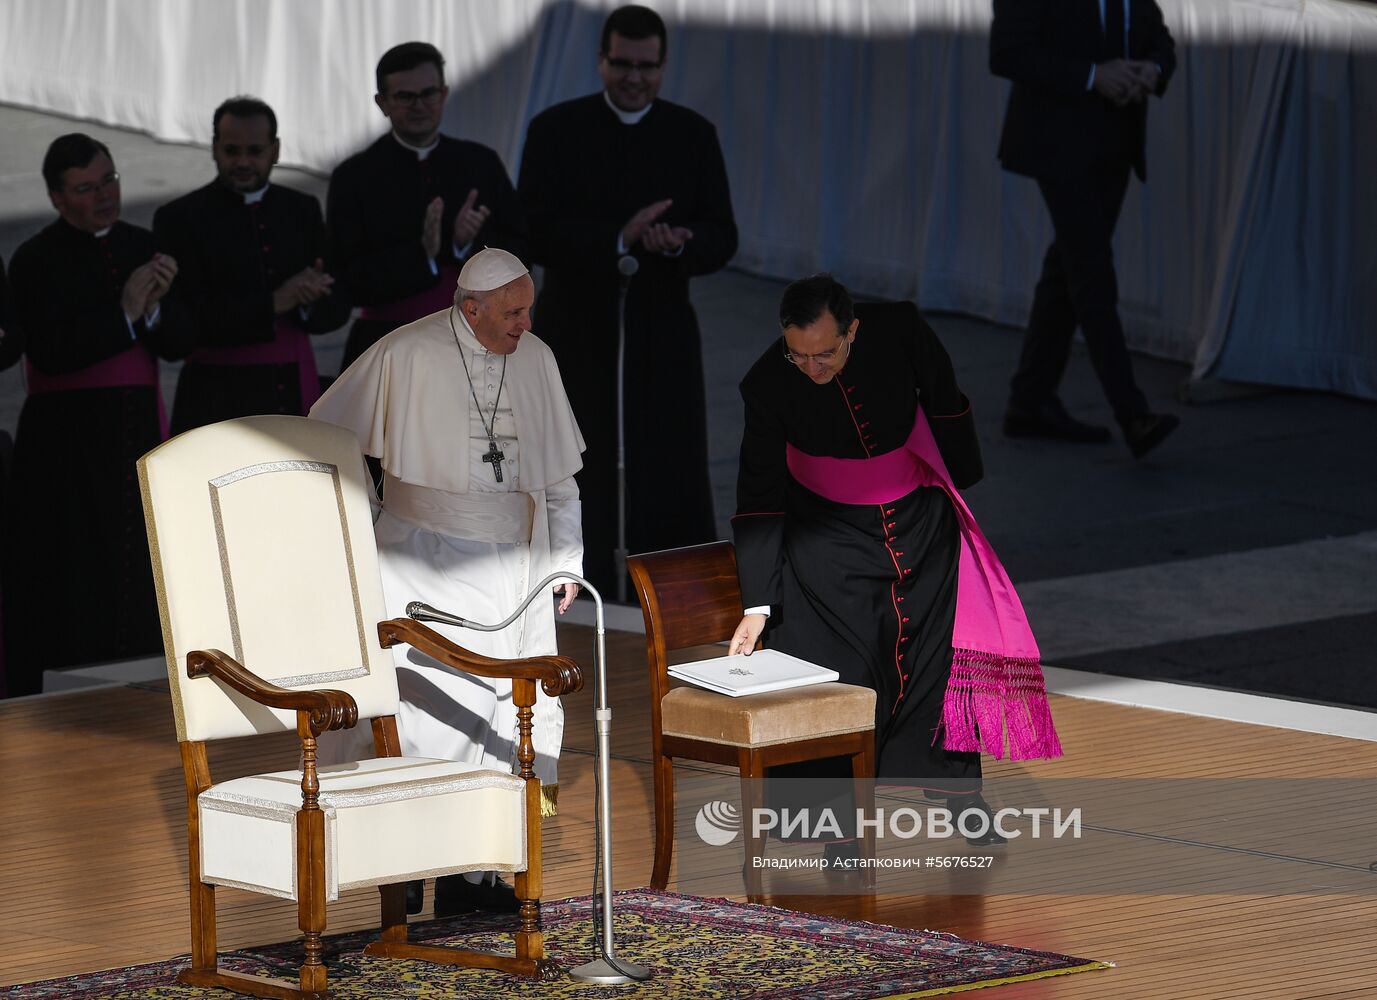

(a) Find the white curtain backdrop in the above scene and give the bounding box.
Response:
[2,0,1373,397]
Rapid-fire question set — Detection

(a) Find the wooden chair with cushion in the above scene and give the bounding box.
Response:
[628,540,877,900]
[138,415,581,998]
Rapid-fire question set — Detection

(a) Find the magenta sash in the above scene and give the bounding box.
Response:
[186,316,322,413]
[359,262,461,325]
[785,415,1061,761]
[25,344,169,439]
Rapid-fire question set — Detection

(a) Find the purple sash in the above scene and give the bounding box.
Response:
[359,262,461,325]
[25,344,168,439]
[187,316,322,413]
[785,414,1061,761]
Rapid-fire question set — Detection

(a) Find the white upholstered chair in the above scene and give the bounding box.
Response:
[138,415,580,998]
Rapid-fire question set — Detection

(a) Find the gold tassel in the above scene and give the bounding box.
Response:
[540,783,559,818]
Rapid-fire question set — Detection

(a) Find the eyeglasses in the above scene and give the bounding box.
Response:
[783,339,850,367]
[68,172,120,197]
[218,144,274,158]
[387,86,445,107]
[603,57,663,73]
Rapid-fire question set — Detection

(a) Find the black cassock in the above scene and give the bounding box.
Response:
[733,302,984,790]
[518,95,738,593]
[154,181,350,433]
[0,255,12,697]
[3,219,192,695]
[0,254,16,369]
[327,133,528,372]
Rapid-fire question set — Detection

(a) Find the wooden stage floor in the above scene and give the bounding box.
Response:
[3,623,1375,998]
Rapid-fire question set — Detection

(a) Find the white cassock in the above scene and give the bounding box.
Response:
[310,306,584,815]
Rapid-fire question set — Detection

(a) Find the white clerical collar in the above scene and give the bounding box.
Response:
[393,131,440,161]
[242,183,270,205]
[603,91,653,125]
[93,226,112,238]
[450,306,493,355]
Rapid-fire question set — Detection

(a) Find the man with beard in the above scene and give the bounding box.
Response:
[3,134,190,695]
[518,5,738,594]
[328,42,528,373]
[154,97,348,433]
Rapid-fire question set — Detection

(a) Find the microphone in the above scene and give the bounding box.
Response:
[406,601,471,628]
[403,576,652,984]
[613,254,638,602]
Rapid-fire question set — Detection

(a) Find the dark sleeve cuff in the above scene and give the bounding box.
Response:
[928,396,984,489]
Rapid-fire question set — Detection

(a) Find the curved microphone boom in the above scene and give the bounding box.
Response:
[407,575,650,985]
[614,254,638,603]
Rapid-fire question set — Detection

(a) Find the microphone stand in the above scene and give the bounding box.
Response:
[408,572,651,986]
[614,254,639,605]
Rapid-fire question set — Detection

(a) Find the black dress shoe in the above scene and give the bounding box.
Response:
[1004,400,1112,443]
[434,874,520,917]
[946,794,1008,847]
[1123,412,1180,458]
[405,879,424,915]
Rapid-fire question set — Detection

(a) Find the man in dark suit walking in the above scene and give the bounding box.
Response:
[991,0,1179,458]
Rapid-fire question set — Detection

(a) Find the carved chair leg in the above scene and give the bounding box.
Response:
[651,752,676,890]
[180,741,219,977]
[514,859,545,963]
[296,802,329,996]
[188,877,218,972]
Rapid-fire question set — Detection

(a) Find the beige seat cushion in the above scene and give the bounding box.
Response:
[661,682,876,747]
[198,756,526,901]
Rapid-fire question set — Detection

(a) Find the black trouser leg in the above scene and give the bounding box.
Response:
[1010,241,1079,412]
[1013,164,1149,424]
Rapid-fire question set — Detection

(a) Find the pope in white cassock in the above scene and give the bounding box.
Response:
[309,247,584,915]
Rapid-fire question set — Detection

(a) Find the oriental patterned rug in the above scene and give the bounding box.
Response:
[6,889,1108,999]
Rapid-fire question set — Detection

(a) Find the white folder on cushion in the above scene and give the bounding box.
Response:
[668,649,839,697]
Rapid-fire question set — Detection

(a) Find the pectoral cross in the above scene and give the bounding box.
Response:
[483,439,506,482]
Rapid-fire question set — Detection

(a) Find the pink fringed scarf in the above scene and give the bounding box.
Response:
[785,414,1062,761]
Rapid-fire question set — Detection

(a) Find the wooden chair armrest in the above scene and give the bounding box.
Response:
[186,649,359,736]
[377,619,583,697]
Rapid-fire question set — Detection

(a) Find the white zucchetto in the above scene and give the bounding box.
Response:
[457,247,529,291]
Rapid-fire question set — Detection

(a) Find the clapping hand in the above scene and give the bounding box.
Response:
[273,258,335,313]
[422,195,444,259]
[620,198,673,249]
[122,253,178,319]
[641,221,693,254]
[452,188,491,246]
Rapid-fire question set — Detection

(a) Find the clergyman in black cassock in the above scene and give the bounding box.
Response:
[154,98,349,434]
[327,42,527,373]
[992,0,1179,457]
[0,254,16,370]
[732,294,985,796]
[518,6,738,593]
[3,136,192,696]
